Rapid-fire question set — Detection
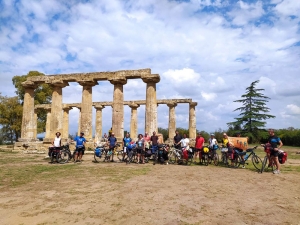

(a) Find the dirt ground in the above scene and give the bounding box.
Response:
[0,152,299,225]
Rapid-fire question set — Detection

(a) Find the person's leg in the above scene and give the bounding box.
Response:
[137,153,140,163]
[111,147,114,162]
[78,152,83,161]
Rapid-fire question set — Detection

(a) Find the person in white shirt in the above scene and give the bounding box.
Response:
[180,133,190,150]
[52,132,62,148]
[208,134,218,149]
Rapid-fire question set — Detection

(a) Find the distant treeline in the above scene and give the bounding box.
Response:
[158,127,300,147]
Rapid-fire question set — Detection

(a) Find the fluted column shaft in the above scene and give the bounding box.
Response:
[21,85,37,140]
[33,109,38,139]
[143,78,159,134]
[45,107,51,138]
[189,102,198,138]
[77,107,81,136]
[129,104,139,139]
[110,79,127,142]
[94,105,105,143]
[50,83,68,138]
[167,103,177,139]
[79,82,96,140]
[62,107,71,139]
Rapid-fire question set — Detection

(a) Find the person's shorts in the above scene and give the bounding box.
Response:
[75,146,85,154]
[270,149,279,157]
[195,148,202,152]
[137,148,145,154]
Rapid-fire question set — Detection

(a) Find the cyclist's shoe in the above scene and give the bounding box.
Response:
[242,165,245,168]
[110,160,114,162]
[273,169,280,174]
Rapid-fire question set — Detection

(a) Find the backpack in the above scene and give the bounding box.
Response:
[278,150,288,164]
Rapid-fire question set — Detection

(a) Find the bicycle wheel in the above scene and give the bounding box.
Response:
[187,156,193,166]
[202,154,208,166]
[233,154,242,168]
[126,151,133,164]
[213,153,219,166]
[50,152,56,163]
[57,150,69,164]
[117,150,125,161]
[260,156,268,173]
[251,154,263,171]
[94,152,101,163]
[153,152,158,165]
[168,151,176,164]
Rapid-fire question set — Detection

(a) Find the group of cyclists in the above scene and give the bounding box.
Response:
[49,127,284,174]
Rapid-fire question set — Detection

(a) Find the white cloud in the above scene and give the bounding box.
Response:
[286,104,300,115]
[274,0,300,16]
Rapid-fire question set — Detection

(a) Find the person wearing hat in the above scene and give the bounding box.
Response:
[73,132,86,163]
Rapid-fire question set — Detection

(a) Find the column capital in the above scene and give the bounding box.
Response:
[94,105,105,110]
[142,74,160,84]
[48,81,69,88]
[190,102,198,107]
[78,80,98,87]
[128,103,140,109]
[108,78,127,85]
[167,102,177,108]
[22,81,38,89]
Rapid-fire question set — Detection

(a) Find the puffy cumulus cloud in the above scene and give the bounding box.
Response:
[274,0,300,16]
[201,91,217,101]
[286,104,300,115]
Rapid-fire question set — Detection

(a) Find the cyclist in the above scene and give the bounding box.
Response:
[150,131,159,154]
[73,132,86,163]
[107,133,117,162]
[195,132,205,163]
[123,133,132,161]
[174,130,182,150]
[222,133,235,167]
[144,132,151,153]
[48,132,62,157]
[136,134,145,164]
[266,129,283,174]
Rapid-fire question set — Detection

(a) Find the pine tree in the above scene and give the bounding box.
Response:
[227,80,275,135]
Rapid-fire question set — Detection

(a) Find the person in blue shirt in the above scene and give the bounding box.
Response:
[268,129,283,174]
[107,133,117,162]
[123,133,132,161]
[73,132,86,163]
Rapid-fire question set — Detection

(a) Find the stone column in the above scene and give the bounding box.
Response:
[94,105,105,143]
[78,81,97,140]
[109,78,127,142]
[62,106,72,139]
[167,102,177,139]
[20,83,37,140]
[189,102,198,139]
[45,107,51,138]
[77,107,81,136]
[142,77,160,134]
[128,103,139,139]
[49,82,68,139]
[33,109,38,139]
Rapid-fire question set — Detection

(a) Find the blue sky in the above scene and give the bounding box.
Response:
[0,0,300,136]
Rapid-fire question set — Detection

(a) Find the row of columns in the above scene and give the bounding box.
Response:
[20,78,161,143]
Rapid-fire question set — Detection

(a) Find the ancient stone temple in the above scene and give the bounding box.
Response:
[14,68,198,152]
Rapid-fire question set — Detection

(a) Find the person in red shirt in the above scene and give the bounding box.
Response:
[195,132,205,163]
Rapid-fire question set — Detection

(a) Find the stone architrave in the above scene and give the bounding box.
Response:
[78,81,97,140]
[94,105,105,143]
[109,78,127,142]
[45,107,51,138]
[62,106,72,139]
[167,102,177,139]
[49,82,69,139]
[20,83,37,140]
[189,102,198,139]
[128,103,139,139]
[142,76,160,134]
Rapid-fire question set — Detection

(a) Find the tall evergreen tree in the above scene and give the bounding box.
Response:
[227,80,275,136]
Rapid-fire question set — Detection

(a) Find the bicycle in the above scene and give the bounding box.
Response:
[94,144,105,163]
[230,146,262,170]
[207,145,219,166]
[126,148,138,164]
[168,146,182,164]
[199,146,210,166]
[57,144,73,164]
[153,144,169,165]
[220,145,229,166]
[260,144,276,173]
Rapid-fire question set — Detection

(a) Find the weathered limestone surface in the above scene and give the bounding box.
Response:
[167,102,177,139]
[77,106,81,136]
[33,109,38,139]
[143,76,160,134]
[20,85,37,141]
[45,107,51,138]
[94,105,105,143]
[49,83,68,138]
[62,106,71,139]
[128,103,139,139]
[109,78,127,142]
[189,102,198,139]
[79,81,97,140]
